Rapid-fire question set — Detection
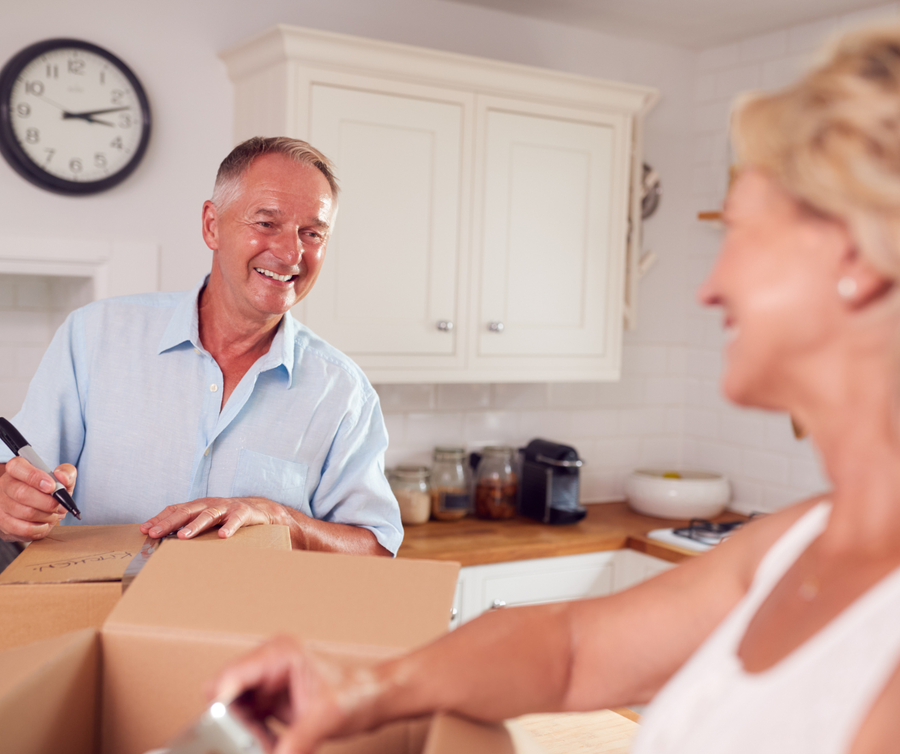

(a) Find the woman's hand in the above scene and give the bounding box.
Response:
[209,635,384,754]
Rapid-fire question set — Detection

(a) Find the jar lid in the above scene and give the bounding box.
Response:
[391,465,431,479]
[481,445,514,457]
[433,446,465,460]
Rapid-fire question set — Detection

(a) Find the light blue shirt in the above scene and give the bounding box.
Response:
[0,278,403,554]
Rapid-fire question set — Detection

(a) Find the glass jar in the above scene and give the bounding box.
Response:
[474,446,518,520]
[430,446,470,521]
[389,466,432,525]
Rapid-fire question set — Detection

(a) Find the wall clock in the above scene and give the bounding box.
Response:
[0,38,151,195]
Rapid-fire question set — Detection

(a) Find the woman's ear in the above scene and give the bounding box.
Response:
[836,232,893,308]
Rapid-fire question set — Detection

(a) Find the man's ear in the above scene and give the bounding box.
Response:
[201,200,219,252]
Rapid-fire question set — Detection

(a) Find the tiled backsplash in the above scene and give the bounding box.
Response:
[376,342,686,504]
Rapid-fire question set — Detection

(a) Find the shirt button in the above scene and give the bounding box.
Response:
[193,348,200,355]
[204,447,210,456]
[210,384,218,392]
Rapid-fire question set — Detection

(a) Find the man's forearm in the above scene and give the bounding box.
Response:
[279,504,391,556]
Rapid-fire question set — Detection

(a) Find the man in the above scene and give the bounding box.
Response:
[0,137,401,556]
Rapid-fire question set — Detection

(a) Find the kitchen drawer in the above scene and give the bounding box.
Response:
[457,551,617,623]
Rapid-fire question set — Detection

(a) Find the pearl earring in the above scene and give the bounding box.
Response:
[837,277,858,299]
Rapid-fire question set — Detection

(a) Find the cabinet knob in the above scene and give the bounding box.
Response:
[437,320,454,332]
[450,607,458,619]
[490,599,507,610]
[487,321,505,333]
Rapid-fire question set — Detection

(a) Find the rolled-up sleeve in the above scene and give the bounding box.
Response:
[310,388,403,555]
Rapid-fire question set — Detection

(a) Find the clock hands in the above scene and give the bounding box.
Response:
[30,94,128,126]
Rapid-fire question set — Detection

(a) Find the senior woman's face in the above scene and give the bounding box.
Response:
[698,169,849,409]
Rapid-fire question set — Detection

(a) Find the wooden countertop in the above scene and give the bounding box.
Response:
[397,501,744,567]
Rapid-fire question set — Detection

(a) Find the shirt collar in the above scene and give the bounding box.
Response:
[158,275,296,388]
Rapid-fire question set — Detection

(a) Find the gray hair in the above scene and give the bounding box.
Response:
[210,136,340,210]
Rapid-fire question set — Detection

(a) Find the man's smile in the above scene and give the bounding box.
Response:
[254,267,297,283]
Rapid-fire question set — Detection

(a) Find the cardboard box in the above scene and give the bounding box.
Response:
[0,541,487,754]
[0,524,291,652]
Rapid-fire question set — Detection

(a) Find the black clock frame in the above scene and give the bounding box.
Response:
[0,38,152,196]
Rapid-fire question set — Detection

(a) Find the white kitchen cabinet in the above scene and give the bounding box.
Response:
[453,549,674,627]
[220,25,658,382]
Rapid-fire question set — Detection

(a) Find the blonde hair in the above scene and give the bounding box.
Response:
[211,136,340,210]
[732,25,900,280]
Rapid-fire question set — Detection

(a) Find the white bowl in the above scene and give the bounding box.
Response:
[625,469,730,519]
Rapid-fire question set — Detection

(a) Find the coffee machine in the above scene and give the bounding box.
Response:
[519,438,586,525]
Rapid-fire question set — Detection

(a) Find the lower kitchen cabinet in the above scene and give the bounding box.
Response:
[450,549,675,629]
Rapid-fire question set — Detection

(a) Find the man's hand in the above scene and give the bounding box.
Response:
[141,497,392,555]
[208,635,378,754]
[140,496,279,540]
[0,458,77,543]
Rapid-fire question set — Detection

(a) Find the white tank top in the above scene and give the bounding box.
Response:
[631,502,900,754]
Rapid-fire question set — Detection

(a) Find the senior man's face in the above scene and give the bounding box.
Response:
[202,153,336,323]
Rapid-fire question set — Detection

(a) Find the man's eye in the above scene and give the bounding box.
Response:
[258,222,273,229]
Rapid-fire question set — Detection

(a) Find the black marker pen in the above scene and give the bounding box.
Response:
[0,417,81,520]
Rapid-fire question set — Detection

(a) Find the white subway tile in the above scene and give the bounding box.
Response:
[740,30,788,64]
[374,384,435,412]
[715,64,761,99]
[644,376,685,406]
[720,408,767,446]
[683,407,719,440]
[0,381,28,418]
[548,382,597,409]
[464,411,519,445]
[666,347,688,378]
[693,132,729,166]
[594,378,644,407]
[384,447,430,471]
[788,17,840,55]
[436,383,491,410]
[622,344,669,377]
[639,437,681,468]
[580,469,626,503]
[694,71,717,102]
[742,448,789,485]
[729,477,763,513]
[491,383,547,410]
[620,406,667,436]
[0,346,14,378]
[591,436,641,468]
[761,484,803,511]
[570,408,620,438]
[665,407,685,435]
[685,347,722,380]
[761,55,809,90]
[839,4,900,33]
[763,413,807,454]
[405,412,465,448]
[14,345,45,380]
[692,100,733,133]
[697,43,741,72]
[381,413,406,447]
[691,439,743,478]
[518,410,576,440]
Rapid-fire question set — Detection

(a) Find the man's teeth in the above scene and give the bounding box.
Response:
[255,268,294,282]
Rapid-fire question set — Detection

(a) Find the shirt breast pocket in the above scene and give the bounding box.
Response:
[231,449,310,515]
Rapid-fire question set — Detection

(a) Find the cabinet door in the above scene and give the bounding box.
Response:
[305,83,469,362]
[471,98,630,374]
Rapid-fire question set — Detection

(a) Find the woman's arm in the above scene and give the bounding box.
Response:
[213,501,815,754]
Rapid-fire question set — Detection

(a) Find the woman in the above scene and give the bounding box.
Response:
[210,26,900,753]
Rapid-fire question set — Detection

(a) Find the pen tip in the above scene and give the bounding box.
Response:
[74,511,82,521]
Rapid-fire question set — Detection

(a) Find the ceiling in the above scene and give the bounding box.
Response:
[443,0,892,49]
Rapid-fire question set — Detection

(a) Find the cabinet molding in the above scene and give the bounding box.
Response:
[220,26,659,383]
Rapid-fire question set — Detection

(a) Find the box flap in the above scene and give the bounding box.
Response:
[0,582,121,652]
[0,628,99,754]
[105,542,460,649]
[0,525,145,584]
[0,523,291,584]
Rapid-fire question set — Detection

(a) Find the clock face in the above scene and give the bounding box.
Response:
[0,39,151,195]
